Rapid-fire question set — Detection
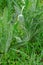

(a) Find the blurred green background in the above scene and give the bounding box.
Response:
[0,0,43,65]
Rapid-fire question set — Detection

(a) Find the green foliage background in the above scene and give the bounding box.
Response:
[0,0,43,65]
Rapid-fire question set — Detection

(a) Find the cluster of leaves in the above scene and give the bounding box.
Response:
[0,0,43,65]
